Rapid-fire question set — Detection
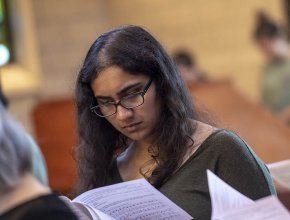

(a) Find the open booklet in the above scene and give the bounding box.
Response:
[207,170,290,220]
[64,178,192,220]
[267,159,290,191]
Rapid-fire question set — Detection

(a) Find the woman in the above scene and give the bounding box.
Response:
[0,105,78,220]
[75,25,275,220]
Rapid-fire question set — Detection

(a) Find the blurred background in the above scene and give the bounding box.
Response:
[0,0,287,131]
[1,0,290,194]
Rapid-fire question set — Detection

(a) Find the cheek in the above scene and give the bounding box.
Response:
[144,95,162,121]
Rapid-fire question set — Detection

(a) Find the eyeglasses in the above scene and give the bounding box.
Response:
[91,78,153,117]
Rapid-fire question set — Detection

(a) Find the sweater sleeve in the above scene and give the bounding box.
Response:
[213,130,276,200]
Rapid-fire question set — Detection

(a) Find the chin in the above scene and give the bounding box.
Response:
[128,134,145,141]
[127,132,148,142]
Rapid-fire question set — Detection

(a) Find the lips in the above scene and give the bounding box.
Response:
[122,122,142,132]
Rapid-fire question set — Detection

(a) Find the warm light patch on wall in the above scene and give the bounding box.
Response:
[1,64,40,96]
[0,0,42,97]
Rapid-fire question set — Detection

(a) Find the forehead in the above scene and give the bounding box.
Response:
[91,66,149,96]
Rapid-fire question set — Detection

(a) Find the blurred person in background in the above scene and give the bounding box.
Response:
[172,49,207,86]
[0,80,48,185]
[253,11,290,125]
[0,104,78,220]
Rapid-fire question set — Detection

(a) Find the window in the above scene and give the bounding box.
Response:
[0,0,12,65]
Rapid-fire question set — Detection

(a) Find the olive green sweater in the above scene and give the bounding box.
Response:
[106,130,276,220]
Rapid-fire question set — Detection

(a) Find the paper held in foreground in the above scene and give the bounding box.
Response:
[207,170,290,220]
[69,178,192,220]
[267,159,290,191]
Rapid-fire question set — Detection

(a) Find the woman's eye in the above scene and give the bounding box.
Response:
[126,87,143,95]
[123,92,139,99]
[98,100,111,105]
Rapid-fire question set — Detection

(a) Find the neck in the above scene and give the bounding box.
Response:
[134,139,152,152]
[123,140,153,163]
[117,140,156,181]
[0,173,50,214]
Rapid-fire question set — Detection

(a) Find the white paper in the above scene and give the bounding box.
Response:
[268,159,290,190]
[85,205,116,220]
[207,170,254,219]
[73,178,192,220]
[60,196,95,220]
[219,196,290,220]
[207,170,290,220]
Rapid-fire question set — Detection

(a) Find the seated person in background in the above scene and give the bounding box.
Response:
[0,104,78,220]
[253,11,290,125]
[0,86,48,185]
[25,133,48,186]
[172,49,207,86]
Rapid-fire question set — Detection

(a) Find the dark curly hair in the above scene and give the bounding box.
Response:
[74,25,199,195]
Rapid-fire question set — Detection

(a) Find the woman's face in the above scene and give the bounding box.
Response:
[91,65,161,143]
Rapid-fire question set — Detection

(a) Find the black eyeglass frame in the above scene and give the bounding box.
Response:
[90,78,153,117]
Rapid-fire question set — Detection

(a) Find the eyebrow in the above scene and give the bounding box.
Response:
[95,82,143,100]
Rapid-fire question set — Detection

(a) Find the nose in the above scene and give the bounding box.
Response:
[115,105,133,121]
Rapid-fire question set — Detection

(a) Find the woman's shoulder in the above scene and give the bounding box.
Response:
[189,121,247,151]
[191,120,218,148]
[187,120,253,156]
[204,128,245,143]
[201,129,268,169]
[182,121,217,163]
[200,128,253,154]
[186,123,258,162]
